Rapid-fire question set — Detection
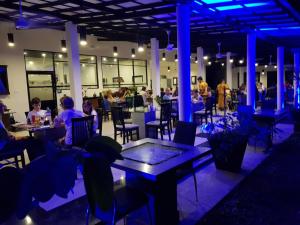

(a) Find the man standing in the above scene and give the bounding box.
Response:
[197,76,208,97]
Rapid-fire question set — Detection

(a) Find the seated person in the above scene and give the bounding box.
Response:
[54,97,84,146]
[0,102,45,161]
[27,97,46,124]
[163,88,172,101]
[191,90,204,104]
[106,90,115,103]
[83,100,98,134]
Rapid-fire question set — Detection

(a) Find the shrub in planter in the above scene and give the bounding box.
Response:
[209,130,248,172]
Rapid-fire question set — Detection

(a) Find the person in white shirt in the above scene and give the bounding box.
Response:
[54,97,84,145]
[27,97,46,124]
[83,100,98,134]
[139,86,148,105]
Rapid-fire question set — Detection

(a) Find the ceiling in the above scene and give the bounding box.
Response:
[0,0,300,63]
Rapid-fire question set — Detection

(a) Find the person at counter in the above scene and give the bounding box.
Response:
[27,97,46,124]
[83,100,98,134]
[54,97,84,146]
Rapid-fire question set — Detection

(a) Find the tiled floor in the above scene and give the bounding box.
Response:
[2,115,294,225]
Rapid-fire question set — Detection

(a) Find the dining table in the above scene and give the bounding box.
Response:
[112,138,211,225]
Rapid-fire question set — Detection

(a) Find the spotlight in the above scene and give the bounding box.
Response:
[203,56,208,60]
[175,54,178,62]
[131,48,136,58]
[41,53,46,57]
[113,46,118,57]
[7,33,15,47]
[79,27,87,46]
[162,52,166,61]
[138,42,144,52]
[255,63,258,67]
[167,66,170,72]
[195,57,198,64]
[239,59,244,64]
[230,59,234,63]
[208,61,212,65]
[264,65,268,68]
[61,40,67,52]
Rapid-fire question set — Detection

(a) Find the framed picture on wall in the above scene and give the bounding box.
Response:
[192,76,197,85]
[173,77,178,86]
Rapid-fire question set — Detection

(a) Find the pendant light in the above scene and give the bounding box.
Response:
[61,40,67,52]
[131,48,136,58]
[7,33,15,47]
[113,46,118,57]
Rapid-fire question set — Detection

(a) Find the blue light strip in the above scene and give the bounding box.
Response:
[202,0,232,3]
[209,8,216,12]
[245,2,270,7]
[259,28,279,31]
[194,0,203,6]
[216,4,242,11]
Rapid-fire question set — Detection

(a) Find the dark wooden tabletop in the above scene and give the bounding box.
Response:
[112,138,211,181]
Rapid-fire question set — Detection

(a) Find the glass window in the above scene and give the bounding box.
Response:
[81,63,98,86]
[25,51,53,71]
[102,64,119,86]
[55,62,69,87]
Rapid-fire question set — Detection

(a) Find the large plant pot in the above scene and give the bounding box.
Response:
[209,132,248,173]
[292,109,300,132]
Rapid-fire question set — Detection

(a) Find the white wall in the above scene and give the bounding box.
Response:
[0,22,148,121]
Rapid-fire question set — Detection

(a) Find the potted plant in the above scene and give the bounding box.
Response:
[207,106,254,172]
[292,70,300,132]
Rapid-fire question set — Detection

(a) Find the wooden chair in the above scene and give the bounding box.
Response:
[173,121,198,201]
[83,155,152,225]
[193,97,213,125]
[111,106,139,144]
[95,108,103,136]
[146,102,172,141]
[71,115,94,148]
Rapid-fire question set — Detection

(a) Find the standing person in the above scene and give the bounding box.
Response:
[54,97,84,146]
[197,76,208,97]
[27,97,46,124]
[83,100,98,134]
[139,86,148,105]
[217,79,229,110]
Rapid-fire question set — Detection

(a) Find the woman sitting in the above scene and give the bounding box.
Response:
[191,90,204,104]
[27,97,46,124]
[83,100,98,134]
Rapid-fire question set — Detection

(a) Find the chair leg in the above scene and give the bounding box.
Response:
[85,206,90,225]
[20,152,25,168]
[136,128,139,140]
[205,115,208,124]
[14,156,19,168]
[123,131,126,144]
[126,131,129,143]
[130,131,133,140]
[192,171,199,202]
[123,216,127,225]
[146,203,153,225]
[167,125,171,141]
[160,127,164,140]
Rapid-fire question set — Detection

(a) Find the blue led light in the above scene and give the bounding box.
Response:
[194,0,203,6]
[216,4,242,11]
[283,26,300,29]
[245,2,270,7]
[202,0,232,3]
[209,8,216,12]
[259,28,279,31]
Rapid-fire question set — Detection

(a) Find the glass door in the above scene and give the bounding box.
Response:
[26,71,57,112]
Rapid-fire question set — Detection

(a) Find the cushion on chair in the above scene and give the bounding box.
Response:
[146,120,168,126]
[116,124,139,130]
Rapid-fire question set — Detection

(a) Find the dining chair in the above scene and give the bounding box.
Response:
[95,108,103,136]
[83,155,152,225]
[146,102,172,141]
[71,115,94,148]
[170,99,179,128]
[111,106,139,144]
[173,121,199,201]
[193,97,213,125]
[0,166,23,224]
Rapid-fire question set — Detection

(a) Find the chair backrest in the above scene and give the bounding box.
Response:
[160,102,172,123]
[71,115,94,147]
[205,97,213,112]
[83,155,115,223]
[125,96,134,108]
[171,99,178,113]
[111,106,125,129]
[96,108,103,136]
[173,121,197,146]
[25,111,29,118]
[134,95,144,107]
[0,166,23,224]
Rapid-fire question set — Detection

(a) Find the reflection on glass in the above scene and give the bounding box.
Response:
[55,62,69,87]
[29,87,53,101]
[81,64,97,86]
[25,51,53,71]
[102,64,118,86]
[28,74,52,87]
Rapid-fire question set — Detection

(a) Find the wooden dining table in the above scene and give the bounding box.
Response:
[112,138,211,225]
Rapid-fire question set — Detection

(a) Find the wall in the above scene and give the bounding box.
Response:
[0,22,148,121]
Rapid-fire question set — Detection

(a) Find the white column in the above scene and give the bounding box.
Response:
[294,51,300,103]
[277,46,284,110]
[226,52,232,89]
[247,33,256,109]
[197,47,206,81]
[177,1,191,122]
[65,22,82,110]
[150,38,160,99]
